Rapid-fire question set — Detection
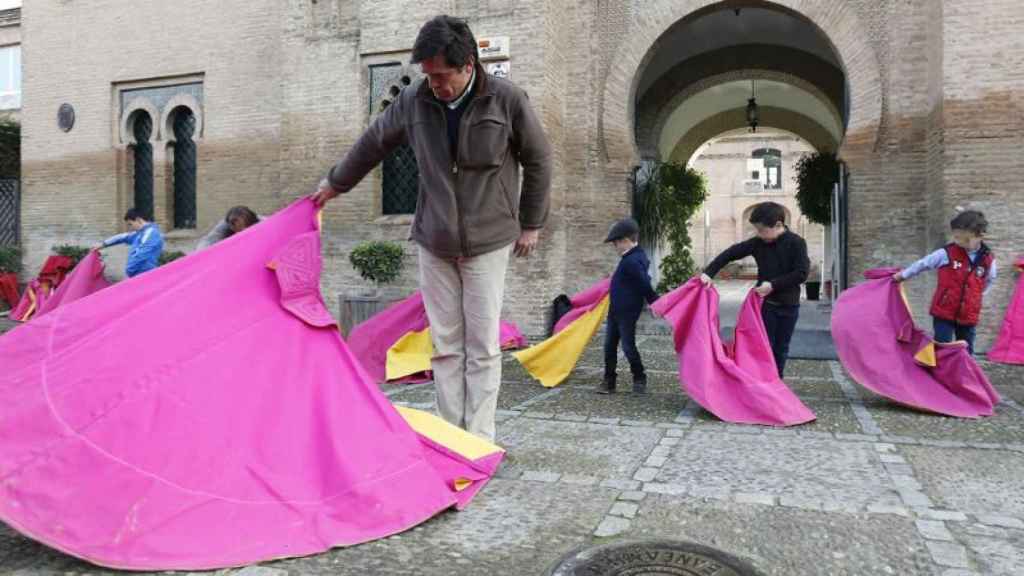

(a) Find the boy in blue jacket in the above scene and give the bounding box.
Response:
[95,208,164,278]
[598,218,658,395]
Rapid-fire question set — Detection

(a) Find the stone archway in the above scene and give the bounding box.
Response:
[650,72,842,161]
[668,107,837,166]
[600,0,882,169]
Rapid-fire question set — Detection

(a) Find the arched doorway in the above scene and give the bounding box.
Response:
[616,2,881,300]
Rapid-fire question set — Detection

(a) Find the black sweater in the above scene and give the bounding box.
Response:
[704,230,810,306]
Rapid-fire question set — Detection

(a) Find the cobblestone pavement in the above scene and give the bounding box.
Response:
[2,326,1023,575]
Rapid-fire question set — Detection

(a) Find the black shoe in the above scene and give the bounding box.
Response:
[596,378,617,394]
[632,376,648,395]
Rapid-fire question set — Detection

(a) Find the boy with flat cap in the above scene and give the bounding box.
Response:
[598,217,658,394]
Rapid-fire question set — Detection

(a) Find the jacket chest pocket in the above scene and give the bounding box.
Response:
[461,114,508,168]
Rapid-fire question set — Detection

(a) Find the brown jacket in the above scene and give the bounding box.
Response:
[327,64,552,258]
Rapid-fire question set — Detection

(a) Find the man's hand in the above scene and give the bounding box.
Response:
[92,243,104,251]
[514,228,540,257]
[699,273,712,286]
[311,178,340,207]
[892,272,904,282]
[755,282,773,297]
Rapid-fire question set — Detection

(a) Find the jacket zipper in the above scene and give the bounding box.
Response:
[431,99,469,257]
[954,247,981,323]
[454,95,486,257]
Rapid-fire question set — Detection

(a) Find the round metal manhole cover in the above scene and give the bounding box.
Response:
[547,539,765,576]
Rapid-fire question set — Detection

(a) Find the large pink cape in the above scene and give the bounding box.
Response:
[832,268,999,417]
[0,199,500,570]
[989,256,1024,365]
[651,280,815,426]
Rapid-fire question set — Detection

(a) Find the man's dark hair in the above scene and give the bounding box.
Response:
[411,15,478,68]
[123,208,147,222]
[950,210,987,235]
[225,206,259,230]
[748,202,786,228]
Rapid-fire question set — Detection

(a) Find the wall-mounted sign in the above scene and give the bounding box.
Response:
[58,103,75,132]
[485,61,510,79]
[477,36,510,61]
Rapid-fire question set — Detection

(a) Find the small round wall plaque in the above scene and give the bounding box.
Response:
[58,104,75,132]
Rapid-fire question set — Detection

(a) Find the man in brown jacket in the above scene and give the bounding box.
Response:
[313,15,552,441]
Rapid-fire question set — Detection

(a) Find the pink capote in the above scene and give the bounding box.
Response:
[832,268,1000,417]
[347,290,527,383]
[553,278,611,334]
[9,278,46,320]
[651,279,816,426]
[10,255,75,321]
[0,199,500,571]
[33,250,111,319]
[989,256,1024,365]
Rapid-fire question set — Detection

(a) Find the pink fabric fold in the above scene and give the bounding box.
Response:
[499,320,527,350]
[33,251,111,319]
[832,268,1000,417]
[0,199,498,571]
[347,290,527,383]
[651,280,816,426]
[11,255,76,321]
[553,278,611,334]
[989,256,1024,365]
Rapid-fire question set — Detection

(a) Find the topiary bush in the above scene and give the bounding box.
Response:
[52,244,92,267]
[349,241,404,285]
[794,151,839,225]
[159,250,186,266]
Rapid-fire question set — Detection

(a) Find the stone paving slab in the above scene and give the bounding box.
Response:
[687,396,863,435]
[497,418,663,480]
[872,403,1024,444]
[992,384,1024,407]
[654,430,901,511]
[519,387,689,423]
[783,376,846,399]
[949,522,1024,575]
[903,446,1024,519]
[629,496,935,576]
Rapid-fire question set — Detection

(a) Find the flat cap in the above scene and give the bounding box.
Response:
[604,217,639,243]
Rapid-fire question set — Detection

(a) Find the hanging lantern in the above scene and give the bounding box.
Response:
[746,80,759,133]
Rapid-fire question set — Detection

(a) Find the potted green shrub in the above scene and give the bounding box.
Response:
[52,244,92,267]
[159,250,186,266]
[340,240,405,336]
[794,152,838,301]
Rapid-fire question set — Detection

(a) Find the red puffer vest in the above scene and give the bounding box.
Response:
[929,243,993,326]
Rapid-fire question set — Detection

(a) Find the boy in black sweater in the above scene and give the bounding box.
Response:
[701,202,809,377]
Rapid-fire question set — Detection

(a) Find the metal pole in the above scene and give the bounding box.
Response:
[703,208,710,267]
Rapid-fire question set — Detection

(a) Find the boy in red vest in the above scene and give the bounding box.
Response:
[894,210,996,355]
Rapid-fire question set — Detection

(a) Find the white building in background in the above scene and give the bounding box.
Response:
[687,129,826,280]
[0,1,20,118]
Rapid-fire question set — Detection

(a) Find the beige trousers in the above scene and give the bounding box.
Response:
[418,243,512,441]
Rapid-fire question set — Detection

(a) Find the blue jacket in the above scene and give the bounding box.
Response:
[103,222,164,277]
[610,246,658,317]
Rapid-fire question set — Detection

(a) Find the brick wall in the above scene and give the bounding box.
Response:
[17,0,1024,344]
